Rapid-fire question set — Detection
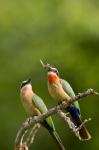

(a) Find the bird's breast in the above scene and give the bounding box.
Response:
[48,82,70,103]
[20,91,38,116]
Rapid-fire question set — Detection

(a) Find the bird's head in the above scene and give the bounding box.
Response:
[20,78,32,89]
[40,60,60,83]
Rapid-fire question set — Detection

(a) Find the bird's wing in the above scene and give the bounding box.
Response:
[32,94,55,130]
[60,79,91,140]
[60,79,80,110]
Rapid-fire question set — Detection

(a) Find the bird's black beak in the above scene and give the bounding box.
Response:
[40,59,59,76]
[40,59,52,72]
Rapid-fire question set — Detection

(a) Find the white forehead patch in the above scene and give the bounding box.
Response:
[22,80,27,84]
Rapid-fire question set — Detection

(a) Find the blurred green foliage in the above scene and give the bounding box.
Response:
[0,0,99,149]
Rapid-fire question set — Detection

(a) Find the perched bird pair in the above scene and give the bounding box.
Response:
[20,61,91,150]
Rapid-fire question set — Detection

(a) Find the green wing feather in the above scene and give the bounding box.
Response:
[32,94,65,149]
[60,79,92,140]
[60,79,80,110]
[32,94,55,130]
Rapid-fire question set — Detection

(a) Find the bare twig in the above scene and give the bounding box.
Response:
[76,118,91,132]
[20,130,28,146]
[57,110,91,141]
[25,123,41,147]
[15,89,98,150]
[15,124,40,150]
[57,110,81,140]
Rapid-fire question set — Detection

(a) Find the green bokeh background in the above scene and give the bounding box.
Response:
[0,0,99,149]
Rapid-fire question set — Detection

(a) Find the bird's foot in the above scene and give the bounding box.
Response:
[26,117,33,125]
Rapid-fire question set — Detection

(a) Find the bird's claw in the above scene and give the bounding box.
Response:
[26,117,33,125]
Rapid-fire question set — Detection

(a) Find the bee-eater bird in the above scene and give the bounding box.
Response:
[40,60,91,140]
[20,79,65,150]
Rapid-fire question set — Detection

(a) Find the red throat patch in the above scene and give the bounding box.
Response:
[48,73,58,83]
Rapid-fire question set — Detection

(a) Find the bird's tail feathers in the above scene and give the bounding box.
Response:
[67,106,91,140]
[72,116,91,140]
[49,129,65,150]
[42,120,65,150]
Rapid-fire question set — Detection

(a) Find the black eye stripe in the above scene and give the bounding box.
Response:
[54,69,59,75]
[21,82,27,88]
[47,67,59,75]
[20,79,31,88]
[22,82,27,86]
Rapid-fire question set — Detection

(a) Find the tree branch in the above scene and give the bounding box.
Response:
[15,89,98,150]
[25,123,41,147]
[57,110,91,140]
